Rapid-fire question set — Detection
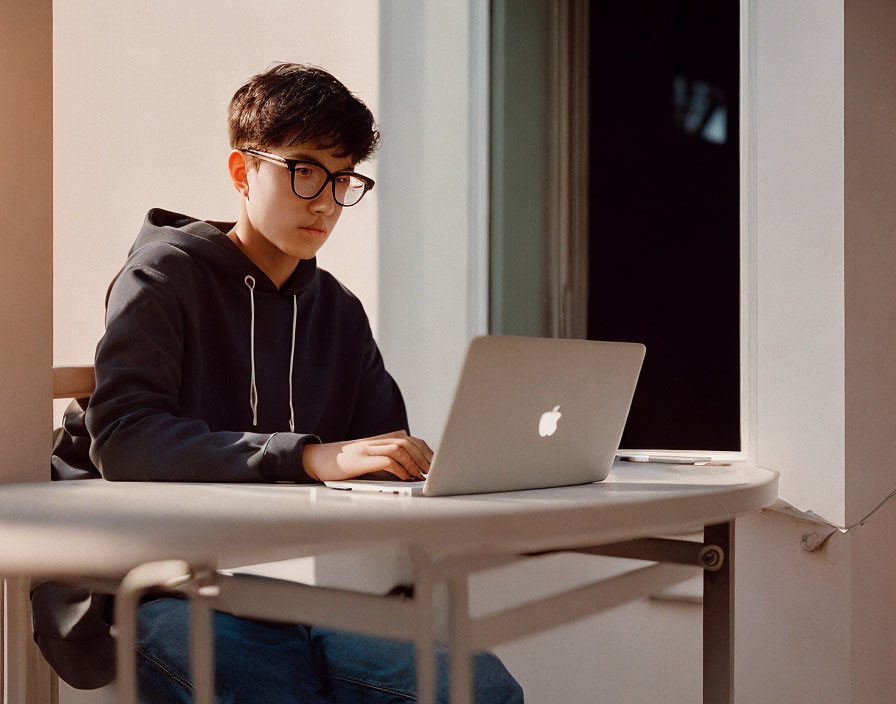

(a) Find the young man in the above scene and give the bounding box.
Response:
[86,64,523,702]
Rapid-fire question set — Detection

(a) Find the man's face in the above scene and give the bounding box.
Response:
[244,141,355,261]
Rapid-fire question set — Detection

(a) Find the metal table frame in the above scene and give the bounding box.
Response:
[109,523,734,704]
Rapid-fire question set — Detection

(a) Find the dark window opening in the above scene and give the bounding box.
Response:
[587,1,741,451]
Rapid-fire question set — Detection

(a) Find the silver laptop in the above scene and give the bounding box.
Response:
[324,335,645,497]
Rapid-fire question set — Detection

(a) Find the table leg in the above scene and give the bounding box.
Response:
[114,561,192,704]
[189,595,215,704]
[2,577,57,704]
[703,521,734,704]
[413,574,437,704]
[447,575,473,704]
[411,549,437,704]
[1,577,5,704]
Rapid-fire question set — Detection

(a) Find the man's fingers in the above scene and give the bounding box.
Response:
[365,437,432,471]
[407,436,435,464]
[342,433,432,480]
[395,438,430,473]
[366,443,424,479]
[359,452,412,480]
[382,458,412,481]
[390,436,433,469]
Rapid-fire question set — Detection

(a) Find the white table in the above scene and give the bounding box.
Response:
[0,462,777,704]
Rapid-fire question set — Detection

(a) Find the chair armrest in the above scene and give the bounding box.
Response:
[53,365,96,400]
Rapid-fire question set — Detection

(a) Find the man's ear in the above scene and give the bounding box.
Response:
[227,150,250,198]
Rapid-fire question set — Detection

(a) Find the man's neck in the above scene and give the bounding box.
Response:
[226,223,299,289]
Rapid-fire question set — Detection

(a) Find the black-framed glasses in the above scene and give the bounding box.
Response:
[239,148,375,207]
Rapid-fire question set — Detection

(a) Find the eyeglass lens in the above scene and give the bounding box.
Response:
[292,164,367,206]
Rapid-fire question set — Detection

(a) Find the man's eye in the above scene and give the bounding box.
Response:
[335,175,351,185]
[295,167,314,177]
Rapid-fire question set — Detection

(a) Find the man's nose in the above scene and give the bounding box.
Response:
[309,186,337,214]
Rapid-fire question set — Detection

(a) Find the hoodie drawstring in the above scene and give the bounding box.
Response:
[245,275,299,433]
[244,276,258,426]
[288,295,297,433]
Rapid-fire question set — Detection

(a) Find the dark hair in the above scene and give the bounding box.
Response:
[228,63,379,164]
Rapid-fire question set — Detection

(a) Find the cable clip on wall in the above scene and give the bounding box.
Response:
[767,487,896,552]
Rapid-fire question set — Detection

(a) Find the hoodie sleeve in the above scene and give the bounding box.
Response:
[345,318,410,441]
[86,264,319,482]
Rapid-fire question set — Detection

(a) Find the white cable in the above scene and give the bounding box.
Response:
[838,487,896,533]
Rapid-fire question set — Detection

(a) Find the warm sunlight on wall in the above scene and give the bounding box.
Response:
[1,0,53,482]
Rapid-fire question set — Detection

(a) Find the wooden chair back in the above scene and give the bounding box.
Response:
[52,365,96,400]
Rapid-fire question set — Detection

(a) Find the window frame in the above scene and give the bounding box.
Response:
[488,0,754,464]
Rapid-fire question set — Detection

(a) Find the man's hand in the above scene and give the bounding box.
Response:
[302,430,434,482]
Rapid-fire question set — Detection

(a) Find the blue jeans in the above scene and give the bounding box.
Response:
[136,598,523,703]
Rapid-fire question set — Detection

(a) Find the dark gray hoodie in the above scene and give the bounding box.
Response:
[85,207,409,482]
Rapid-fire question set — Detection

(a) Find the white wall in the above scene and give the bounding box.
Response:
[736,0,896,704]
[752,0,846,527]
[738,1,896,702]
[731,0,896,701]
[735,512,852,703]
[843,1,896,699]
[843,0,896,541]
[53,0,382,375]
[378,0,489,446]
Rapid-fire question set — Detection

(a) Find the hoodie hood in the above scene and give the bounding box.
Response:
[133,207,317,296]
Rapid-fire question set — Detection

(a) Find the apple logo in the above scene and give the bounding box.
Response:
[538,405,562,437]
